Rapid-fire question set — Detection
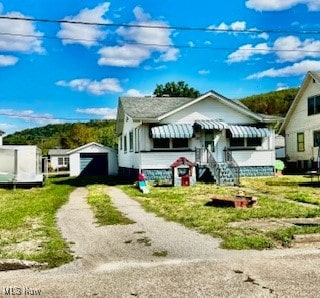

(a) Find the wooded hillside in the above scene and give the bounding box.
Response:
[3,87,298,154]
[239,87,298,117]
[3,120,117,155]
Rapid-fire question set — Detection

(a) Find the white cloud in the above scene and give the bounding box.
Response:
[124,89,148,97]
[158,48,180,62]
[56,78,123,95]
[0,55,18,66]
[274,36,320,62]
[227,43,270,63]
[208,21,246,33]
[57,2,111,47]
[227,36,320,63]
[98,44,151,67]
[76,107,117,119]
[276,83,289,91]
[246,0,320,11]
[98,6,179,67]
[0,109,61,125]
[0,11,44,53]
[0,123,14,133]
[247,59,320,79]
[198,69,210,75]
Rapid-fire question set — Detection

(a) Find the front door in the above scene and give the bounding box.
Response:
[205,130,214,152]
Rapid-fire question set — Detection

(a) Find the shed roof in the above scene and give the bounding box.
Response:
[67,142,116,155]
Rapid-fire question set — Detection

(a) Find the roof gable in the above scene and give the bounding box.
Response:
[67,142,115,154]
[279,71,320,133]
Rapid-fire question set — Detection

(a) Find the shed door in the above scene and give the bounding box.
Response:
[80,153,108,176]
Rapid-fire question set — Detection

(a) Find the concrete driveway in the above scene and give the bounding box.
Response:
[0,187,320,297]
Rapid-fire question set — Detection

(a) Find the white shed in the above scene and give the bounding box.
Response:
[68,142,118,177]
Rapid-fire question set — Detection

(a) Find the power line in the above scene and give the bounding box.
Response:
[0,112,102,122]
[1,31,320,54]
[0,15,320,35]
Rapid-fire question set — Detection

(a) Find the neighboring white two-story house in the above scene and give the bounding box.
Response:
[116,91,279,185]
[279,71,320,171]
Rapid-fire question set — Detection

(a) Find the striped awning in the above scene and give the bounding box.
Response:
[151,124,194,139]
[194,120,228,130]
[228,125,271,138]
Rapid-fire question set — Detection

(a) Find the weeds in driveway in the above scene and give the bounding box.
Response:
[152,250,168,257]
[0,177,75,268]
[120,176,320,250]
[87,184,134,226]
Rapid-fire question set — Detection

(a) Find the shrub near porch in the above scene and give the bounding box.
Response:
[120,177,320,250]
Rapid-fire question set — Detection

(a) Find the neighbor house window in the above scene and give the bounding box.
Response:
[313,130,320,147]
[308,95,320,116]
[58,157,64,166]
[172,138,189,148]
[153,138,170,148]
[297,132,305,152]
[58,157,69,166]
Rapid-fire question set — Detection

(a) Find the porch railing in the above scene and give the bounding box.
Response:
[195,147,220,184]
[224,147,240,186]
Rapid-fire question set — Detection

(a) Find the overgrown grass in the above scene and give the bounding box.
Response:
[86,184,134,225]
[120,176,320,250]
[0,177,75,268]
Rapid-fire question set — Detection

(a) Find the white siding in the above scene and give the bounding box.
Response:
[118,115,142,169]
[285,79,320,161]
[163,97,255,124]
[140,151,196,169]
[232,150,275,167]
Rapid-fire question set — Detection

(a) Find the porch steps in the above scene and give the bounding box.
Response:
[208,162,236,186]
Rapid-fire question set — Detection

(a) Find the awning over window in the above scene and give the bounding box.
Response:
[151,124,193,139]
[194,120,228,130]
[228,125,271,138]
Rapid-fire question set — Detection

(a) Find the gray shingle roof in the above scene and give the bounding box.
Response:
[119,96,194,119]
[48,149,70,156]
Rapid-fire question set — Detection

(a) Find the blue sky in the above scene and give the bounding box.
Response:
[1,0,320,134]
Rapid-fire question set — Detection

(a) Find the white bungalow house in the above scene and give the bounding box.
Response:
[48,149,70,171]
[279,71,320,171]
[116,91,280,185]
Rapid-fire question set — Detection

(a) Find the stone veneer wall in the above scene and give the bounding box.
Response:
[239,166,274,177]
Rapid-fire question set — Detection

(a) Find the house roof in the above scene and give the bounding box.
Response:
[0,130,5,136]
[119,96,193,119]
[117,90,278,124]
[48,149,70,156]
[278,71,320,134]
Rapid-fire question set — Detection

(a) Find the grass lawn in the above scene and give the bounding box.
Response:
[120,175,320,250]
[86,184,134,225]
[0,177,75,268]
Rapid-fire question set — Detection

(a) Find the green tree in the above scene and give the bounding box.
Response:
[154,81,200,98]
[60,123,98,149]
